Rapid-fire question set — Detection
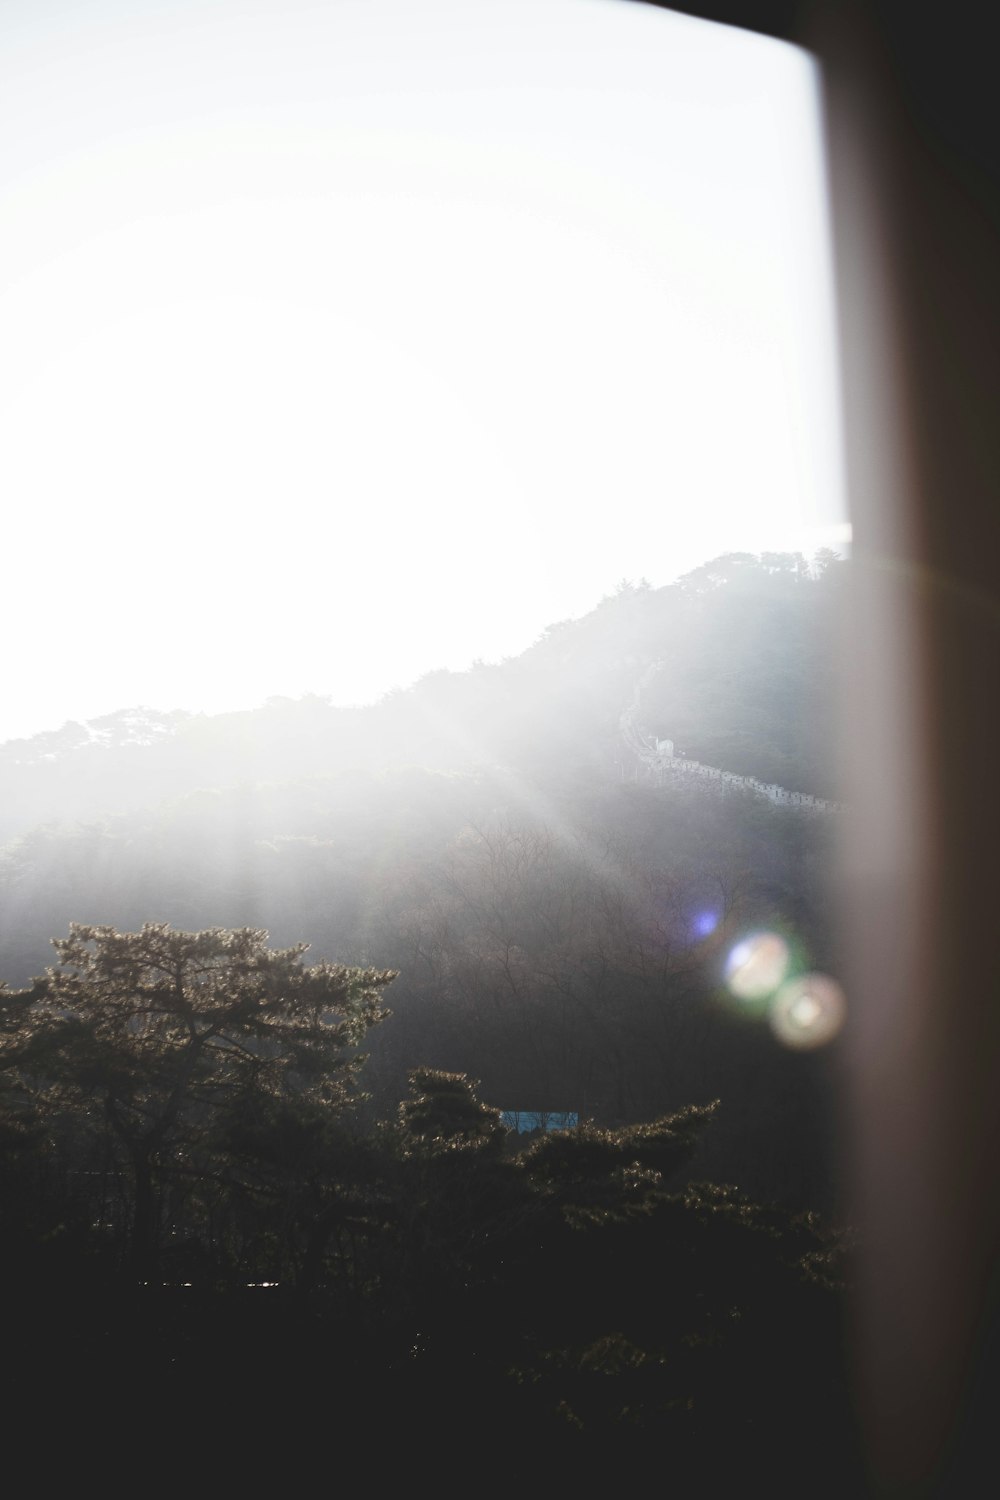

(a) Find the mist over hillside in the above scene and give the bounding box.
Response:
[1,549,844,835]
[1,551,847,1212]
[3,550,857,1483]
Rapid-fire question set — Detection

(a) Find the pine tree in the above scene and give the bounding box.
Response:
[3,922,395,1283]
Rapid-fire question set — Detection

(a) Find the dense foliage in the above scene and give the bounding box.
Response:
[1,924,395,1286]
[1,555,857,1482]
[0,555,847,1214]
[2,948,857,1484]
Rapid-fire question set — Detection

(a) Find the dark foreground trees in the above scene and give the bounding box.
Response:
[1,926,859,1490]
[0,922,395,1285]
[365,1070,855,1483]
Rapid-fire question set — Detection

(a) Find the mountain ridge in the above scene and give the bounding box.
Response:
[1,548,845,846]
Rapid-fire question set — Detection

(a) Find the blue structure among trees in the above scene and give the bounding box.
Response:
[501,1110,579,1133]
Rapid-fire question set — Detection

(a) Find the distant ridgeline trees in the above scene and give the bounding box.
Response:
[1,923,857,1485]
[637,548,846,796]
[0,550,845,844]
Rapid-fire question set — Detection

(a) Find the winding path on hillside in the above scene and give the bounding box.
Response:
[618,664,842,813]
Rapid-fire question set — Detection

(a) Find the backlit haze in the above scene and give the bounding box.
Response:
[0,0,848,745]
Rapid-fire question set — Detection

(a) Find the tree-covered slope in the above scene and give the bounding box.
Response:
[0,550,845,845]
[0,551,848,1212]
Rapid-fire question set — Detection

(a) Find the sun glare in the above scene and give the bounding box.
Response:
[725,932,791,1002]
[770,974,847,1049]
[0,0,845,742]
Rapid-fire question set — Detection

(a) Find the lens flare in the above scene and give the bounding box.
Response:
[770,973,846,1049]
[725,931,790,1000]
[692,910,719,939]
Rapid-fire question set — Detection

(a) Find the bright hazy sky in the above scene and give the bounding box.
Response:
[0,0,848,743]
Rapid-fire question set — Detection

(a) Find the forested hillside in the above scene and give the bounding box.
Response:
[1,551,857,1481]
[0,549,844,843]
[1,552,847,1210]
